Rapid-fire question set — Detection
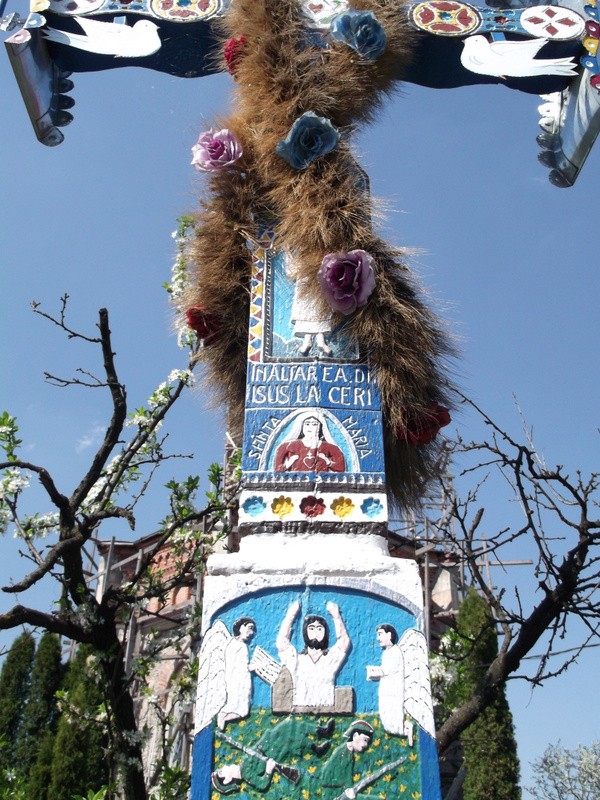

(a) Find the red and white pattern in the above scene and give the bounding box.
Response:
[520,5,585,39]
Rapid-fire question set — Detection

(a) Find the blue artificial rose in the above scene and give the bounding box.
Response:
[330,9,387,62]
[276,112,340,170]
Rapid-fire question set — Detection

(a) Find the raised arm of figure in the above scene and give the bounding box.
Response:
[276,600,301,655]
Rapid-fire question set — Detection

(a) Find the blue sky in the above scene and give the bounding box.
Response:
[2,6,600,793]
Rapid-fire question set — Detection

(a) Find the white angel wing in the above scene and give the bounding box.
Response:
[194,620,230,734]
[399,628,436,738]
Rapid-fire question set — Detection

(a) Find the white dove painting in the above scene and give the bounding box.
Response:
[460,34,578,78]
[42,17,161,58]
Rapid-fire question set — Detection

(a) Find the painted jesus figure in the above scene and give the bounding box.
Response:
[276,600,351,708]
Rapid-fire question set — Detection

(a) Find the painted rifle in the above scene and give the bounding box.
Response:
[215,730,301,785]
[334,756,407,800]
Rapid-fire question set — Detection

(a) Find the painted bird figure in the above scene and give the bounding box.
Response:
[460,34,578,77]
[42,18,161,58]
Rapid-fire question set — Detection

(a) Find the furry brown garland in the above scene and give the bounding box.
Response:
[183,0,455,509]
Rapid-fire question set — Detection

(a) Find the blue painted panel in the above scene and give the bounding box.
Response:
[192,584,441,799]
[212,585,415,713]
[267,250,359,361]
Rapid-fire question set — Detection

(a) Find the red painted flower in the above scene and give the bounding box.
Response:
[397,402,451,446]
[224,36,248,76]
[300,495,326,518]
[185,307,221,344]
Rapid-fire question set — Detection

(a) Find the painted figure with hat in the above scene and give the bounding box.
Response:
[210,715,337,796]
[321,719,375,800]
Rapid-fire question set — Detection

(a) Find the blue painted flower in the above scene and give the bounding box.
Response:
[361,497,384,518]
[330,10,387,62]
[242,495,267,516]
[276,112,340,170]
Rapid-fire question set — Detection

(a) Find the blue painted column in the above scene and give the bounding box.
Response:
[190,227,442,800]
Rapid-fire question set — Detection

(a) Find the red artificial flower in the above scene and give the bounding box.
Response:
[397,402,451,447]
[300,495,326,519]
[185,306,220,345]
[224,36,247,76]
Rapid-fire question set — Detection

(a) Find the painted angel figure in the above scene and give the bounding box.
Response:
[194,617,257,734]
[366,625,435,742]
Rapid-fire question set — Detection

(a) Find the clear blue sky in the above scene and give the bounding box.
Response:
[1,5,599,793]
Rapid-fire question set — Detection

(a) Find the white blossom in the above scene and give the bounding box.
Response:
[1,468,30,495]
[168,368,195,387]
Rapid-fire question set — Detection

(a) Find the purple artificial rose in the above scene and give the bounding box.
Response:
[318,249,376,314]
[191,128,243,172]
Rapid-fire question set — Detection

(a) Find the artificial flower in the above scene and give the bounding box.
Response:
[224,36,247,76]
[191,128,242,172]
[185,306,220,344]
[271,495,294,518]
[360,497,384,518]
[275,112,340,170]
[397,402,451,446]
[299,495,326,518]
[330,9,387,62]
[242,495,267,516]
[331,496,355,518]
[318,249,376,314]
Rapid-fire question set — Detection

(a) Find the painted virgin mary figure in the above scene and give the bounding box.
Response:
[274,412,345,472]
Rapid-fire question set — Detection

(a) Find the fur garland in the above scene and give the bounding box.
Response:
[183,0,455,509]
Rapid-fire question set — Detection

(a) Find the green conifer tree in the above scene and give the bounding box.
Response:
[14,631,63,783]
[27,730,56,800]
[0,630,35,770]
[455,588,521,800]
[47,646,109,800]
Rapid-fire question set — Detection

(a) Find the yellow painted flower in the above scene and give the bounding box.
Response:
[273,774,281,784]
[399,784,407,793]
[308,734,315,740]
[302,791,310,799]
[376,759,384,766]
[331,496,355,518]
[353,774,361,782]
[304,753,313,761]
[400,739,407,747]
[383,774,392,782]
[271,495,294,518]
[291,758,299,765]
[238,720,246,727]
[214,740,221,749]
[308,766,317,774]
[409,752,418,761]
[373,739,381,747]
[411,793,421,799]
[379,794,386,799]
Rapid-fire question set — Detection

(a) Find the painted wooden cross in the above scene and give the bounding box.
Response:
[4,1,599,798]
[5,0,600,184]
